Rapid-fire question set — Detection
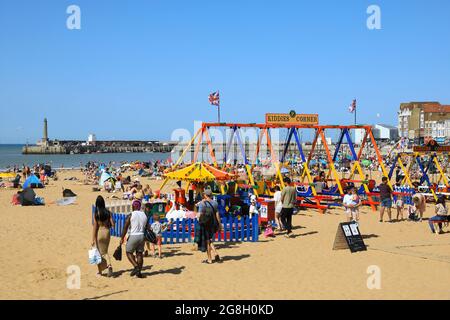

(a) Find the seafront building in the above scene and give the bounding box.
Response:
[398,102,450,144]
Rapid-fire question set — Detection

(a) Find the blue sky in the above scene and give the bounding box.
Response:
[1,0,449,144]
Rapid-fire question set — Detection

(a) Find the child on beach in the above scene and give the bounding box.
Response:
[395,196,405,221]
[249,195,259,219]
[150,214,163,259]
[350,187,361,223]
[407,205,419,221]
[343,187,361,224]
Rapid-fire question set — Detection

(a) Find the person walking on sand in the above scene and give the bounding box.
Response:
[150,213,164,259]
[196,186,222,264]
[120,200,148,278]
[92,196,115,277]
[280,177,297,238]
[378,176,393,223]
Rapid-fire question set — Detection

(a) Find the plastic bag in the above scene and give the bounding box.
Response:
[88,247,102,265]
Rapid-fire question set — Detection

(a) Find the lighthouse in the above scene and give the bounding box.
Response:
[42,118,49,146]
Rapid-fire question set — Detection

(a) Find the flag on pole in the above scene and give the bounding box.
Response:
[208,91,220,106]
[348,99,357,113]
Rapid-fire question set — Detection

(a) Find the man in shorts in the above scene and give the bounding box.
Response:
[280,177,297,238]
[378,176,393,223]
[120,200,148,278]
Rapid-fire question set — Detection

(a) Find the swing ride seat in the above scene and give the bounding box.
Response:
[297,198,329,211]
[357,184,366,195]
[296,186,313,197]
[320,185,339,196]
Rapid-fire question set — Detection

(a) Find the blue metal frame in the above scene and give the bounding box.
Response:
[281,128,307,163]
[332,128,357,162]
[388,155,400,180]
[418,155,435,186]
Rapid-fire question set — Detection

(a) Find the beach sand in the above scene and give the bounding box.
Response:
[0,170,449,300]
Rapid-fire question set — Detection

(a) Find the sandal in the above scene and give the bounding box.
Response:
[214,255,222,263]
[202,259,213,264]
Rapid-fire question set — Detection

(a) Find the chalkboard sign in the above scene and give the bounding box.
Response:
[332,222,367,253]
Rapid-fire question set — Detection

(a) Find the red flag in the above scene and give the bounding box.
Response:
[348,99,356,113]
[208,91,220,106]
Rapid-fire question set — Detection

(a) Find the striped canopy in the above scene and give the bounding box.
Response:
[164,162,236,182]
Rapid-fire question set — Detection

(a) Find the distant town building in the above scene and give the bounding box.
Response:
[354,124,398,144]
[374,124,399,141]
[398,101,450,144]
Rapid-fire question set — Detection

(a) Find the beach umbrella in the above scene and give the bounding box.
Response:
[361,159,371,167]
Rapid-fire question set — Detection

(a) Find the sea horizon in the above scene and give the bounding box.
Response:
[0,144,171,170]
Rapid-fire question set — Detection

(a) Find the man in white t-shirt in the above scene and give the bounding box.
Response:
[120,200,148,278]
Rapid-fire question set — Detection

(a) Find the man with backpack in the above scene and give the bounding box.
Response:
[196,186,222,264]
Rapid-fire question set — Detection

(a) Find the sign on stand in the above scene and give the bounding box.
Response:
[332,222,367,253]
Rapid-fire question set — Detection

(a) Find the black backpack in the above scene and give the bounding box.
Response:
[199,201,218,229]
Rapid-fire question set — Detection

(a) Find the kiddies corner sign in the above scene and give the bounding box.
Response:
[265,111,319,126]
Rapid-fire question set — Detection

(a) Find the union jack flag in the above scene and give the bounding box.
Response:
[208,91,220,106]
[348,99,357,113]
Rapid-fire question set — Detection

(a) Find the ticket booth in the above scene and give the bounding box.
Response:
[151,201,167,219]
[257,198,275,226]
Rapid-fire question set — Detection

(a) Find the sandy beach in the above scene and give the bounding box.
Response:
[0,170,449,300]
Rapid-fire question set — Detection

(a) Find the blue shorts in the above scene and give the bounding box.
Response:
[381,198,392,208]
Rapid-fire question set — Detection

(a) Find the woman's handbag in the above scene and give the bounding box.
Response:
[113,245,122,261]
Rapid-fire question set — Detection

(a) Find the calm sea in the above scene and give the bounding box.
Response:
[0,145,171,170]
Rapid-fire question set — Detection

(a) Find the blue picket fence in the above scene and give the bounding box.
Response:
[393,186,415,205]
[92,206,260,244]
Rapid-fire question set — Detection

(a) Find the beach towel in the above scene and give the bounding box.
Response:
[56,197,76,206]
